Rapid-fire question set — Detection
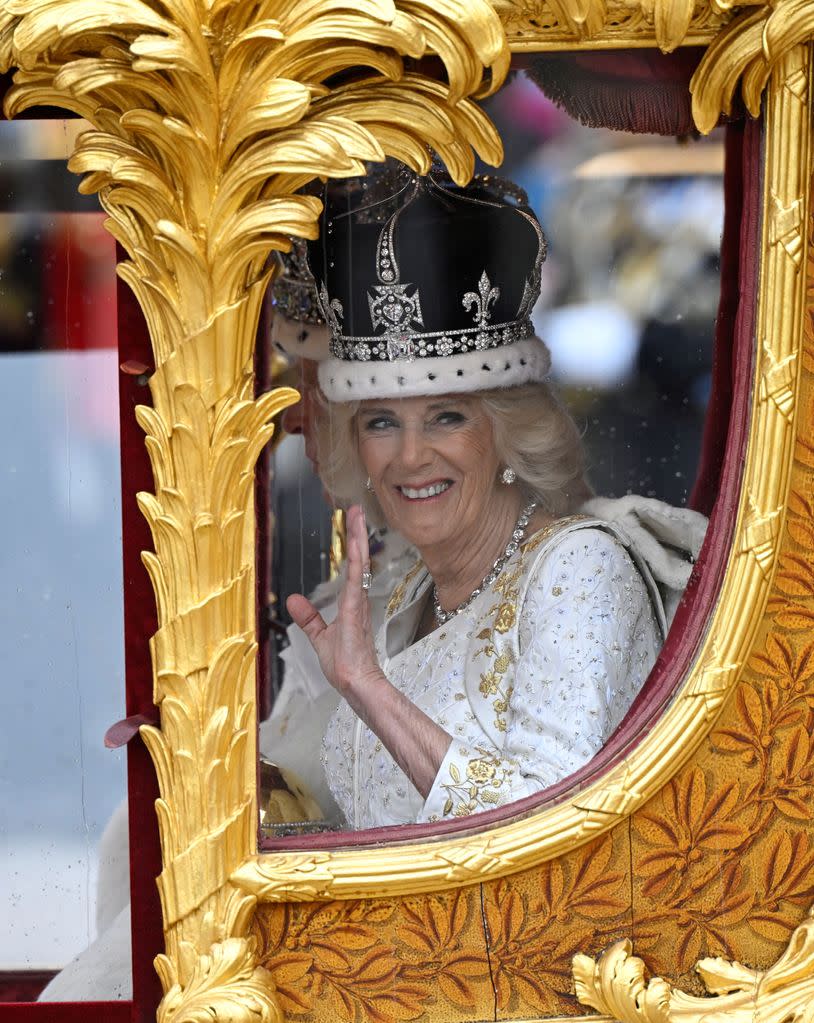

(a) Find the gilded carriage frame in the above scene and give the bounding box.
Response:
[2,1,813,1021]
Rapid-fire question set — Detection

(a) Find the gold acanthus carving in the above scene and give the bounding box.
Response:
[573,905,814,1023]
[493,2,814,141]
[494,0,732,50]
[0,0,510,1020]
[689,2,814,133]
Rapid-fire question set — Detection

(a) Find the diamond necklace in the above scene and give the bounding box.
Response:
[433,501,538,625]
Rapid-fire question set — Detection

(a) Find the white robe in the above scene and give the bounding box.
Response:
[322,517,664,830]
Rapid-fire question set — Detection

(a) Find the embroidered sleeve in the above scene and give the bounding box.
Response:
[418,528,661,823]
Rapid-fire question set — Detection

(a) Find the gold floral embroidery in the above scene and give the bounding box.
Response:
[475,651,514,731]
[385,560,425,617]
[440,748,513,816]
[522,513,589,554]
[467,759,495,782]
[470,517,589,731]
[494,652,512,673]
[489,561,523,634]
[474,563,522,730]
[478,670,501,697]
[494,600,516,633]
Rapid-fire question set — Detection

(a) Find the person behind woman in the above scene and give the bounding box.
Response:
[287,171,666,830]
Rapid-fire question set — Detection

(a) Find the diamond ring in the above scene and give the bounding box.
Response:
[361,569,372,591]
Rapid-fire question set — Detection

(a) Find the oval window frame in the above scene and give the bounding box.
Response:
[235,42,811,901]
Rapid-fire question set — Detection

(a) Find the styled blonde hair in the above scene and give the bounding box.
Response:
[315,380,591,522]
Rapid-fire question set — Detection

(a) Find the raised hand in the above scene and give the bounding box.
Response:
[288,504,451,798]
[287,505,381,696]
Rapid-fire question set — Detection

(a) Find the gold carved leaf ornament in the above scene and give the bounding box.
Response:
[0,1,512,1021]
[574,904,814,1023]
[690,0,814,133]
[493,0,711,50]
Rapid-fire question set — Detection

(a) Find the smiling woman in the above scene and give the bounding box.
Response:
[281,168,688,829]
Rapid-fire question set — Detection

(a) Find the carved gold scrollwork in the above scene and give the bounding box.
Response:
[573,905,814,1023]
[494,0,732,50]
[155,895,282,1023]
[574,941,671,1023]
[536,0,608,41]
[691,2,814,132]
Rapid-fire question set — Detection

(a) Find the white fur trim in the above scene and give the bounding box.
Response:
[271,317,331,362]
[318,336,552,400]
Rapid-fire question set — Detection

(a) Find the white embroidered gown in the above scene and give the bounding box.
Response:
[321,518,664,830]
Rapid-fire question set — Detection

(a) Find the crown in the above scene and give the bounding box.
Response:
[308,171,547,375]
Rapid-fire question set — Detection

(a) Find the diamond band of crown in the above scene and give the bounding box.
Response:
[313,173,547,366]
[328,317,535,362]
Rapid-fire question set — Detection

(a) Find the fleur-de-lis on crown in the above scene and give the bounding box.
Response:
[463,271,500,327]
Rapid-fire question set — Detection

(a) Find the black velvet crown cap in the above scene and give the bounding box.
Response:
[307,173,547,365]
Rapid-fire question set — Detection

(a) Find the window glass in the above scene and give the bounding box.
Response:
[0,119,128,999]
[259,73,724,839]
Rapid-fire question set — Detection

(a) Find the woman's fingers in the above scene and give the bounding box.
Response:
[289,507,379,692]
[286,593,328,643]
[348,505,371,571]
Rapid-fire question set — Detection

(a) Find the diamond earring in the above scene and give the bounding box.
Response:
[501,466,516,486]
[365,476,374,491]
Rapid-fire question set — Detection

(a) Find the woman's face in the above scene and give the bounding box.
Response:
[355,395,502,549]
